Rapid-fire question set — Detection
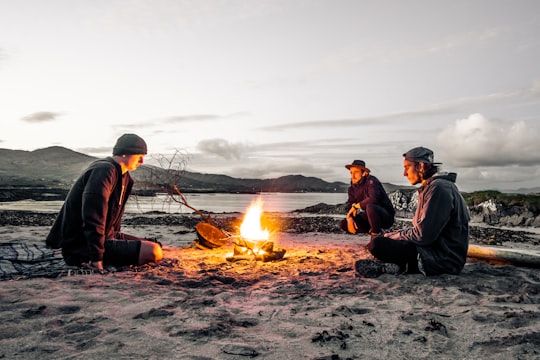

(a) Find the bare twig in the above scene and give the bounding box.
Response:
[139,149,212,223]
[172,184,211,223]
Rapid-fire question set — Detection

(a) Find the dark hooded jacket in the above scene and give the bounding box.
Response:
[391,172,470,275]
[346,174,395,216]
[46,157,133,263]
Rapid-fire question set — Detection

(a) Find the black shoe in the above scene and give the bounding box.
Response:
[355,259,401,278]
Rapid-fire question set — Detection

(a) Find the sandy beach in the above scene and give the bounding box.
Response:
[1,212,539,359]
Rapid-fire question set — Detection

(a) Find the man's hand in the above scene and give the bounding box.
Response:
[383,231,401,240]
[347,203,361,218]
[346,216,358,234]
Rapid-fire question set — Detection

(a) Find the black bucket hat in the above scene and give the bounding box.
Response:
[345,160,370,171]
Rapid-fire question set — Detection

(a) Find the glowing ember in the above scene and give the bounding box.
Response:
[240,198,269,241]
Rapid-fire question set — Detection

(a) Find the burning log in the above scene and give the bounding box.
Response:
[227,238,286,262]
[226,197,286,262]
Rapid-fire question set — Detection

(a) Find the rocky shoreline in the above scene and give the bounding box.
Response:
[1,209,538,248]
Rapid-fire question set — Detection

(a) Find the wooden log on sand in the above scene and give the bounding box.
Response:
[467,244,540,268]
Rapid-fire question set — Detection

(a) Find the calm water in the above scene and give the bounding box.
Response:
[0,192,347,214]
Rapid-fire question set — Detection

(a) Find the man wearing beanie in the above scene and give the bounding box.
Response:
[46,133,162,272]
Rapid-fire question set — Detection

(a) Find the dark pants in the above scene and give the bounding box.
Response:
[63,235,142,267]
[340,204,395,234]
[366,236,421,273]
[103,238,142,266]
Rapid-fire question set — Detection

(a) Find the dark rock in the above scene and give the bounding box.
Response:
[0,210,538,247]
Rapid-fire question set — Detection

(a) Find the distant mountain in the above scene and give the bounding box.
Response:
[0,146,413,198]
[178,173,349,193]
[0,146,350,194]
[501,187,540,195]
[0,146,95,187]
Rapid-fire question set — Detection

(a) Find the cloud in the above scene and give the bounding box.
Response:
[259,81,540,133]
[427,27,506,54]
[531,78,540,95]
[452,164,540,192]
[163,114,223,124]
[114,113,250,130]
[21,111,62,123]
[162,112,249,124]
[228,161,326,180]
[257,107,450,131]
[196,138,248,160]
[437,113,540,167]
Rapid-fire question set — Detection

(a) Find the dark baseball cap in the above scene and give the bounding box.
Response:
[402,146,441,164]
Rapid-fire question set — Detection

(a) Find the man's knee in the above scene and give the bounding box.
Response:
[366,235,385,257]
[363,203,377,214]
[138,241,163,264]
[152,243,163,261]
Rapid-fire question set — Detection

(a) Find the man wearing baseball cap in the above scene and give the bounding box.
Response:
[355,146,470,278]
[46,133,162,272]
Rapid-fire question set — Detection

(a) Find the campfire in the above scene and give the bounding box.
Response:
[226,198,286,262]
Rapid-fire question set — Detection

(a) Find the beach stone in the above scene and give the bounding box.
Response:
[133,308,175,319]
[221,344,259,357]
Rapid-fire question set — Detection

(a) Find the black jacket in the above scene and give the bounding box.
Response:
[46,157,133,262]
[346,174,395,216]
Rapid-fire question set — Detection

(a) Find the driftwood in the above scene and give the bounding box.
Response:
[467,244,540,268]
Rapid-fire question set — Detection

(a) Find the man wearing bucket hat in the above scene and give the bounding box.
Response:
[340,159,395,238]
[355,146,470,278]
[46,133,163,272]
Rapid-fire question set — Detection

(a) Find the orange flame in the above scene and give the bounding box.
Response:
[240,197,269,241]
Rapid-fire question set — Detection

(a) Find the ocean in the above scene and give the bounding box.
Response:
[0,192,347,214]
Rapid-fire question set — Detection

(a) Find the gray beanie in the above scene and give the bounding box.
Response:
[113,133,147,155]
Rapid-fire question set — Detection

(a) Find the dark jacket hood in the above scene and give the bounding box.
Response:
[432,172,457,183]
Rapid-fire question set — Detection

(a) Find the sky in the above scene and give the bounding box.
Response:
[1,0,540,192]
